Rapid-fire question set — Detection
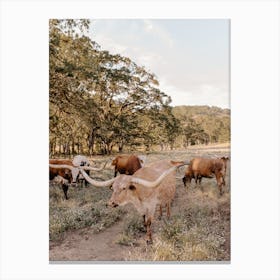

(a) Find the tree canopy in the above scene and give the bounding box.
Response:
[49,19,230,156]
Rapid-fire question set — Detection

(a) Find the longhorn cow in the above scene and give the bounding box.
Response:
[49,156,106,199]
[80,159,188,243]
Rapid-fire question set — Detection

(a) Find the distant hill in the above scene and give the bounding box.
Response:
[172,105,230,118]
[172,105,230,145]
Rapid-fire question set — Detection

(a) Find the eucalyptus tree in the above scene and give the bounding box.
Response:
[49,19,175,155]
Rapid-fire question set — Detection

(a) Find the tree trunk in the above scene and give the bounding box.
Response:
[88,130,95,156]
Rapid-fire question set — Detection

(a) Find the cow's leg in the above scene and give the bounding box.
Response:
[194,174,198,185]
[114,168,117,177]
[198,176,204,192]
[220,176,226,195]
[85,171,90,187]
[166,202,171,219]
[143,215,146,226]
[145,206,156,244]
[158,204,163,220]
[194,174,202,191]
[218,183,223,196]
[142,215,152,242]
[182,176,186,187]
[145,217,152,244]
[62,184,69,200]
[216,174,224,196]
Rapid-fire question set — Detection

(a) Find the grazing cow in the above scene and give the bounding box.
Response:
[111,154,145,177]
[73,155,90,187]
[49,156,105,199]
[49,159,79,200]
[80,159,188,243]
[73,155,90,167]
[182,157,229,195]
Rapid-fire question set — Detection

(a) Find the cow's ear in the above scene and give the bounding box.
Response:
[129,185,136,191]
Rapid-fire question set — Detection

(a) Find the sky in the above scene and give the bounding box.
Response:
[89,19,230,109]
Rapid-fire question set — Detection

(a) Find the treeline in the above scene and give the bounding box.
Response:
[172,106,230,147]
[49,19,230,156]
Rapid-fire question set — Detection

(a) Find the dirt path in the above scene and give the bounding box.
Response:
[50,218,133,261]
[49,181,193,261]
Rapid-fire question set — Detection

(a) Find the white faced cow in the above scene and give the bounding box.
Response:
[49,156,107,199]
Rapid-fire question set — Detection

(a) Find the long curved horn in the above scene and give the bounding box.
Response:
[131,166,177,188]
[170,160,190,167]
[79,161,108,171]
[79,169,115,187]
[49,164,74,170]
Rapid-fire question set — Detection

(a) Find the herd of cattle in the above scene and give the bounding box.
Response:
[49,154,229,243]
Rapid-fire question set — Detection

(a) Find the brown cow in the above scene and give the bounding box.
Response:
[80,159,188,243]
[49,159,78,200]
[182,157,229,195]
[49,156,105,199]
[111,154,144,177]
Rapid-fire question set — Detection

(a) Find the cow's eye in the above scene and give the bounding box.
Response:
[129,185,136,191]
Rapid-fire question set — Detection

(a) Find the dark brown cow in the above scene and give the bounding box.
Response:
[112,155,144,177]
[49,159,77,200]
[49,157,106,199]
[80,159,188,243]
[182,157,229,195]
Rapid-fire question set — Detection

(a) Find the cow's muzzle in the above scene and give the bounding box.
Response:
[108,201,119,208]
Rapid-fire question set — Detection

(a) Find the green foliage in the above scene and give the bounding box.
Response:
[49,19,230,156]
[49,19,176,155]
[172,105,230,146]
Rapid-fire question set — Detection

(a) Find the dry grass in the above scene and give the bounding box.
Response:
[49,145,230,261]
[122,189,230,261]
[49,160,126,241]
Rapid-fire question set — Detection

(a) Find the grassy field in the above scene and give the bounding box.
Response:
[49,144,230,261]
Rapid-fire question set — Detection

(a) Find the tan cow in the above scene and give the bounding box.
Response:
[80,159,188,243]
[182,157,229,195]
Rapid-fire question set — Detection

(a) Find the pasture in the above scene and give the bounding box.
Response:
[49,144,230,261]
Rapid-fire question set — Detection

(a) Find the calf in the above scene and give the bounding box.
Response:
[182,157,229,195]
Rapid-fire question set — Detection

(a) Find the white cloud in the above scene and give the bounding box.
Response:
[142,19,174,48]
[90,19,230,109]
[159,78,230,108]
[93,34,128,54]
